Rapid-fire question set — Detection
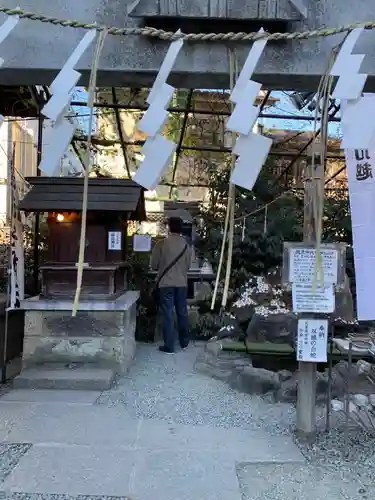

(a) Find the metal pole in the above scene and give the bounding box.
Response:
[344,341,353,458]
[111,88,132,178]
[75,134,344,160]
[70,100,341,122]
[272,105,340,187]
[325,325,334,432]
[169,89,194,197]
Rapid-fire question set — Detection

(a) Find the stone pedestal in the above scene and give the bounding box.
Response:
[14,291,139,390]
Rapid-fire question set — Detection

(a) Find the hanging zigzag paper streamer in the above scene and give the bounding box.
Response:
[0,8,19,67]
[40,31,96,176]
[330,28,375,149]
[133,32,183,190]
[226,30,273,192]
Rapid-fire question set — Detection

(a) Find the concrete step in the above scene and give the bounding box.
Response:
[13,367,115,391]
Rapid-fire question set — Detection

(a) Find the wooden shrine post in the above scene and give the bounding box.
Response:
[296,162,317,435]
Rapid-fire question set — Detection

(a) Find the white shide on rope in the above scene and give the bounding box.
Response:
[330,28,375,150]
[133,32,183,190]
[40,31,96,177]
[226,29,273,192]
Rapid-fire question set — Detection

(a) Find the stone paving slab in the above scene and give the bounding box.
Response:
[3,406,140,447]
[2,445,242,500]
[132,449,241,500]
[2,403,303,463]
[2,445,136,496]
[0,390,102,405]
[237,462,375,500]
[0,404,36,440]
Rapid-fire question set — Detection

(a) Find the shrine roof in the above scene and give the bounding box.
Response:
[19,177,146,220]
[163,201,201,219]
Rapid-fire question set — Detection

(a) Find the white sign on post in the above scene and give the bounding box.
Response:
[108,231,121,251]
[297,319,328,362]
[292,283,335,313]
[133,234,152,252]
[289,248,338,285]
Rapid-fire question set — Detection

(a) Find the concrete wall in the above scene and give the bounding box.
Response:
[0,119,38,223]
[1,0,375,90]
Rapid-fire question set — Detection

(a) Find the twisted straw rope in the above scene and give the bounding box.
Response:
[1,6,375,42]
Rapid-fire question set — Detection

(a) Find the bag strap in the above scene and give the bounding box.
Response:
[156,243,188,287]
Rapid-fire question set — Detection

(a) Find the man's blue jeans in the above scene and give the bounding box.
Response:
[158,287,189,352]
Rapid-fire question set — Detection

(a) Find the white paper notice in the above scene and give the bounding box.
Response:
[108,231,121,251]
[289,248,338,285]
[297,319,328,362]
[292,283,335,313]
[133,234,152,252]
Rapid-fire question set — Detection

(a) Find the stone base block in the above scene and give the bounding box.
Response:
[13,367,115,391]
[18,292,138,389]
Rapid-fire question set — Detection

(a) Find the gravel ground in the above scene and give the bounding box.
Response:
[0,496,131,499]
[296,427,375,483]
[0,344,371,499]
[97,343,375,495]
[237,461,374,500]
[0,444,31,482]
[96,343,297,435]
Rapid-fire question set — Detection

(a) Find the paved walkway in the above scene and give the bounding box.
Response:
[0,343,369,499]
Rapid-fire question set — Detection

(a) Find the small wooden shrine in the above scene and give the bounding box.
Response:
[20,177,146,300]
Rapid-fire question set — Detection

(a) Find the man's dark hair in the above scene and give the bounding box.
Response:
[168,217,182,234]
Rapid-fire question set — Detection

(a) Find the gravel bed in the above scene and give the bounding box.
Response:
[237,461,374,500]
[296,426,375,483]
[0,444,31,482]
[96,344,296,434]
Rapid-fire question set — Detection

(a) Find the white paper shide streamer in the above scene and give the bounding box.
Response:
[330,28,375,150]
[332,29,375,320]
[133,33,183,190]
[40,31,96,176]
[0,10,19,67]
[226,30,272,192]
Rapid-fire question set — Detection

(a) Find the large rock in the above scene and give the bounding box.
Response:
[334,274,355,323]
[194,340,252,383]
[246,312,298,345]
[230,366,280,394]
[276,361,353,403]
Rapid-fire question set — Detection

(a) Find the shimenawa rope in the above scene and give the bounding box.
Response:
[1,6,375,42]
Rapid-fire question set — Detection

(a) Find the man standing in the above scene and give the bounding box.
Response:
[151,217,192,353]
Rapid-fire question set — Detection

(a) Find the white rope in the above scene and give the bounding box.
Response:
[310,49,338,290]
[72,28,108,317]
[210,48,237,310]
[221,49,237,309]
